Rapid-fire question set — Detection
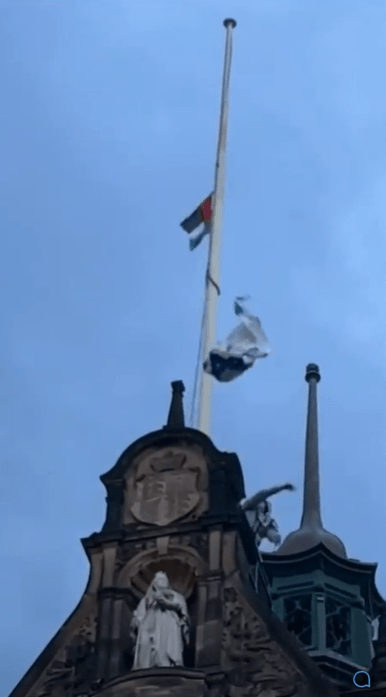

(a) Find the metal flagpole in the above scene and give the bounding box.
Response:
[196,18,237,435]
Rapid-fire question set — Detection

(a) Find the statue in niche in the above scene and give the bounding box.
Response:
[130,571,189,669]
[242,483,296,548]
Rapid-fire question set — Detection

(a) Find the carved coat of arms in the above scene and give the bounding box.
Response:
[131,451,201,526]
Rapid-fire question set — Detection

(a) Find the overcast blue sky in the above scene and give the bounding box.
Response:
[2,0,386,693]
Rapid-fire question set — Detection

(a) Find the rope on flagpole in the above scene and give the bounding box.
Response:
[207,271,221,296]
[190,264,222,427]
[189,291,207,427]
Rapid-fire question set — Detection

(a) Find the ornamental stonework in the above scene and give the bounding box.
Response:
[222,586,307,697]
[31,615,96,697]
[125,447,209,527]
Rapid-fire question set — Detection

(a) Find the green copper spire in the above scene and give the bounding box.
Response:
[301,363,323,528]
[277,364,347,557]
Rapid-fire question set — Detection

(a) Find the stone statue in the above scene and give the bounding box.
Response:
[242,483,296,548]
[130,571,189,669]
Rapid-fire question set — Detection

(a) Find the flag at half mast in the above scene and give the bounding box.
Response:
[188,18,237,434]
[180,194,213,250]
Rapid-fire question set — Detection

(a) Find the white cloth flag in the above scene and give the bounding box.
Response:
[203,297,270,382]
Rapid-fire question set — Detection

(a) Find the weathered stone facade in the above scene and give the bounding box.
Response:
[8,383,339,697]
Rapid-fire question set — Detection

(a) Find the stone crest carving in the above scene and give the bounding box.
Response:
[32,615,96,697]
[130,451,201,526]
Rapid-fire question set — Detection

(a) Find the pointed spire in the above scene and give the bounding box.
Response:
[276,363,347,557]
[301,363,323,528]
[164,380,185,429]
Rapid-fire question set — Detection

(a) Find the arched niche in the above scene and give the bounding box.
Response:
[117,545,208,599]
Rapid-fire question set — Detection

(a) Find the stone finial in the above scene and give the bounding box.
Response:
[223,18,237,29]
[164,381,185,429]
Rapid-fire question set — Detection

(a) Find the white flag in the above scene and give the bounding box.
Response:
[203,297,270,382]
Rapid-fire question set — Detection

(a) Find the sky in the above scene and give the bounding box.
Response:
[1,0,386,693]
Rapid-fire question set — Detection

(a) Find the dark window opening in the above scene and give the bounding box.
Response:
[325,597,351,656]
[284,594,312,646]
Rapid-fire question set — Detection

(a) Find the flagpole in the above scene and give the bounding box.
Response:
[196,18,236,435]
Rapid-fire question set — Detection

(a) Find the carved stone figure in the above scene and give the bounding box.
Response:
[130,571,189,669]
[242,483,296,548]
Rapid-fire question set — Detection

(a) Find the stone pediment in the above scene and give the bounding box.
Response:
[101,428,244,499]
[99,429,246,533]
[7,382,341,697]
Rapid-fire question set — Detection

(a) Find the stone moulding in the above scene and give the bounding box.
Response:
[91,667,209,697]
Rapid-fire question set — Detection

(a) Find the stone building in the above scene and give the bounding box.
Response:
[7,366,386,697]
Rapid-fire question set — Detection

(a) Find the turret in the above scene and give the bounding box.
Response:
[262,364,384,690]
